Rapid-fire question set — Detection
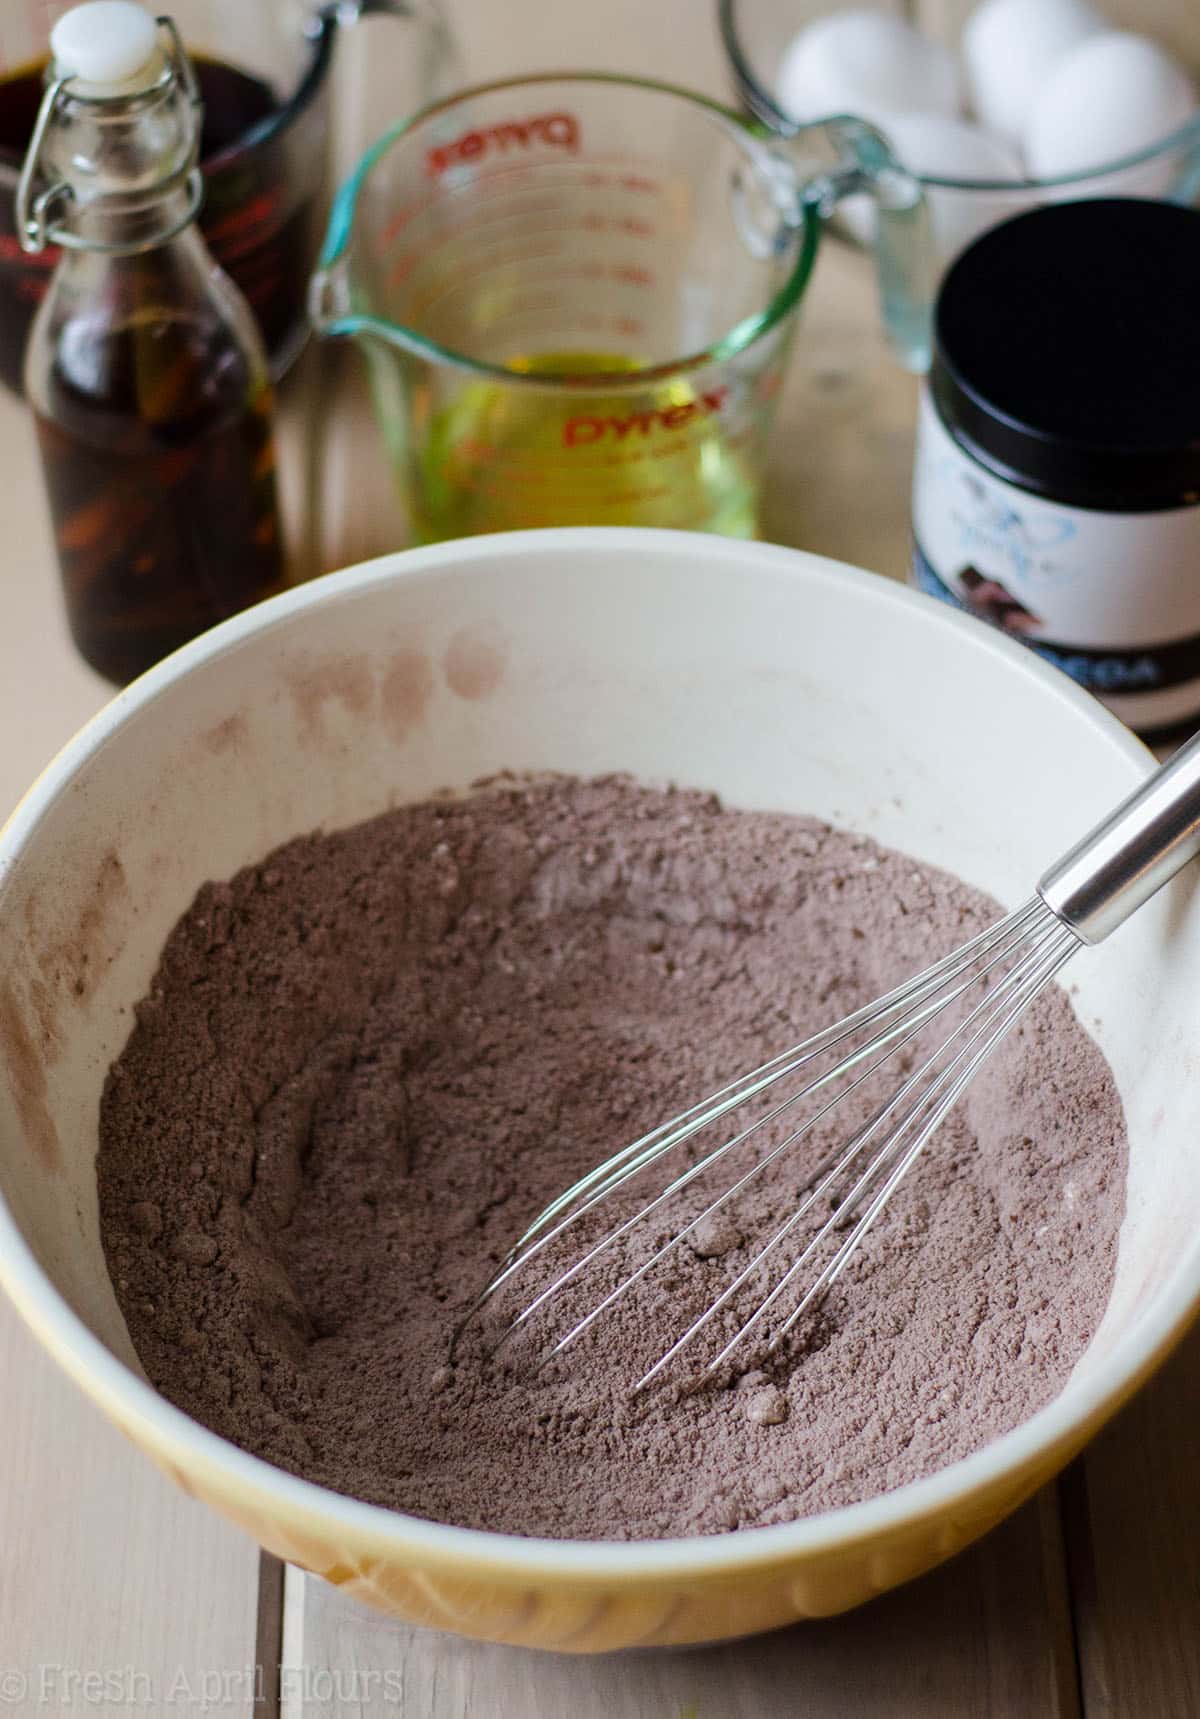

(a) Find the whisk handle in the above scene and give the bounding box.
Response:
[1038,729,1200,944]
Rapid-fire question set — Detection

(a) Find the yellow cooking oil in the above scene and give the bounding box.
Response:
[408,351,758,542]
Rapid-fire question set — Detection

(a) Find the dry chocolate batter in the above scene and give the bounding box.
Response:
[97,779,1126,1539]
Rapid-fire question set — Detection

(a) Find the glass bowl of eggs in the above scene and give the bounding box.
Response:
[719,0,1200,366]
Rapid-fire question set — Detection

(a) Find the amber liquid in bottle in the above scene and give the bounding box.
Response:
[32,253,284,685]
[22,31,287,685]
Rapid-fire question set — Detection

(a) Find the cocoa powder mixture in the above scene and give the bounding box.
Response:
[97,779,1126,1539]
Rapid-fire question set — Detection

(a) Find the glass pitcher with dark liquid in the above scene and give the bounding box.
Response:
[0,0,457,393]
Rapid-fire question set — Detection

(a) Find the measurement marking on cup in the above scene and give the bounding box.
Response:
[384,212,583,270]
[580,213,657,237]
[581,171,662,195]
[388,227,659,299]
[394,225,571,276]
[392,205,663,265]
[379,194,576,261]
[390,239,567,295]
[370,154,676,250]
[381,192,670,285]
[402,249,569,312]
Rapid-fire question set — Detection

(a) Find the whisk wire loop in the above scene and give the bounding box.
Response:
[464,900,1048,1351]
[636,910,1076,1388]
[461,897,1086,1384]
[695,921,1078,1385]
[465,726,1200,1388]
[544,908,1066,1364]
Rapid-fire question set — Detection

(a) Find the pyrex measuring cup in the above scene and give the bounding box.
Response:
[312,74,915,541]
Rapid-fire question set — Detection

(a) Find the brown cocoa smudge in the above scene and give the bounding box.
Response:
[10,850,131,1052]
[27,974,61,1057]
[444,625,508,701]
[201,713,248,756]
[285,656,375,743]
[380,649,434,744]
[60,850,129,1008]
[20,849,131,1026]
[0,980,60,1172]
[146,849,174,883]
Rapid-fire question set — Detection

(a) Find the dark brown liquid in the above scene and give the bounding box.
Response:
[0,55,325,392]
[34,296,286,685]
[0,54,274,178]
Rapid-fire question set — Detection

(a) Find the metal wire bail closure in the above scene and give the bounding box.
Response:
[16,76,72,255]
[16,14,204,257]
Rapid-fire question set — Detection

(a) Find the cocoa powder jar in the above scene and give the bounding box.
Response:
[912,197,1200,736]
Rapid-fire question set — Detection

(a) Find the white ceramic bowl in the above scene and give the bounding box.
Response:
[1,528,1199,1651]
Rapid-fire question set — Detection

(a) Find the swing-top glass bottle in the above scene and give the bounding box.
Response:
[19,2,285,685]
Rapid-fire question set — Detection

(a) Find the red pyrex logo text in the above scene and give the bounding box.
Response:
[563,387,729,447]
[425,111,580,176]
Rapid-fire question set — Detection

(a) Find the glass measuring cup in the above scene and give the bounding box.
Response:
[310,74,854,541]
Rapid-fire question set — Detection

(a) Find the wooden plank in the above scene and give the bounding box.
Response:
[0,371,265,1715]
[443,0,730,95]
[254,1556,287,1717]
[0,1298,261,1718]
[1065,1320,1200,1719]
[282,1492,1079,1719]
[1038,1481,1088,1719]
[760,239,918,578]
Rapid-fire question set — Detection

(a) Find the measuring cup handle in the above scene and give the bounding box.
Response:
[866,170,939,374]
[791,119,938,374]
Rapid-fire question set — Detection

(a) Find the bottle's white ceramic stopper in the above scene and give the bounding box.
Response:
[50,2,160,93]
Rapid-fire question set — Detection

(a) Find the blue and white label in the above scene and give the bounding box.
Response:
[911,388,1200,730]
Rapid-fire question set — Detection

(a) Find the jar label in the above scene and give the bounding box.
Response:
[911,389,1200,731]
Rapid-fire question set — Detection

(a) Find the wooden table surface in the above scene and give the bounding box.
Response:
[1,2,1198,1715]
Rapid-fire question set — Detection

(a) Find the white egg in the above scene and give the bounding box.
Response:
[776,9,962,129]
[880,113,1032,264]
[963,0,1104,147]
[832,193,881,247]
[884,112,1022,180]
[1024,32,1198,197]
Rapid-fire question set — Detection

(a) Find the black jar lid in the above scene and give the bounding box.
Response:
[930,198,1200,512]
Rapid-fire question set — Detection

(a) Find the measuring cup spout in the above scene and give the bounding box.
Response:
[308,258,351,338]
[307,257,437,365]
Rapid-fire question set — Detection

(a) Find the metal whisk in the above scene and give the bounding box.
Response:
[466,731,1200,1390]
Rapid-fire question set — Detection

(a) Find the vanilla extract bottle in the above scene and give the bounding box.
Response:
[19,1,285,685]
